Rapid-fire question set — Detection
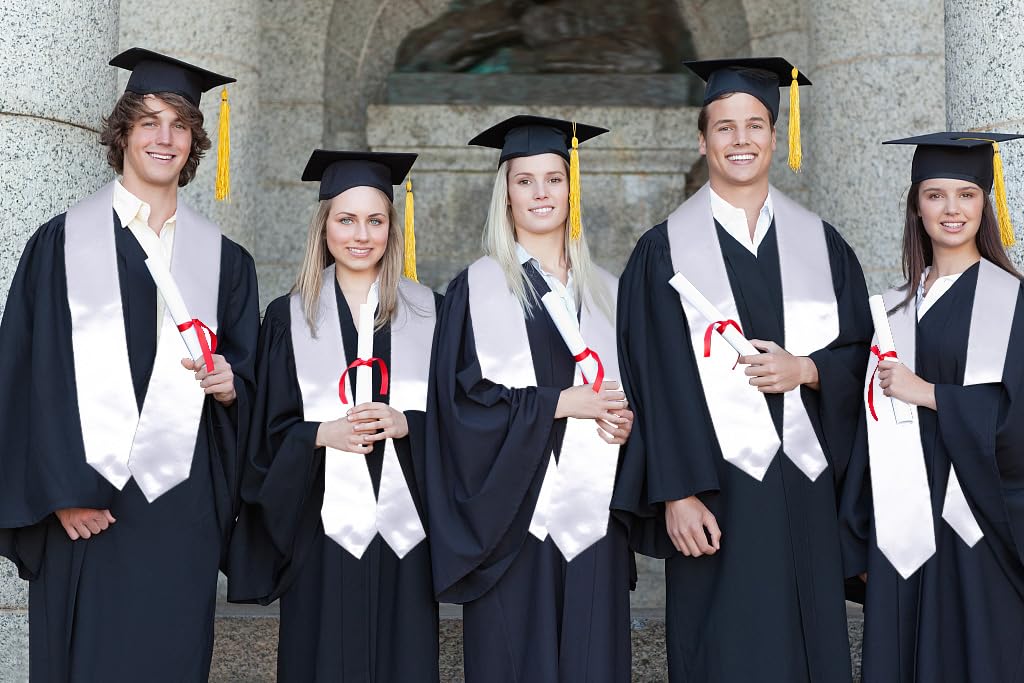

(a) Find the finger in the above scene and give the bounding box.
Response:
[76,523,92,540]
[181,358,199,371]
[744,365,773,377]
[602,380,620,391]
[706,516,722,551]
[204,382,235,396]
[738,353,771,366]
[682,532,703,558]
[104,510,117,524]
[748,375,777,387]
[63,523,80,541]
[85,518,103,535]
[597,427,616,444]
[749,339,778,353]
[669,530,689,556]
[364,430,392,442]
[353,420,384,432]
[693,526,714,554]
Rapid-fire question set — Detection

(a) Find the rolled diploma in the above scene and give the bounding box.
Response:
[144,257,206,361]
[355,302,375,406]
[540,292,600,383]
[868,295,916,424]
[669,272,757,356]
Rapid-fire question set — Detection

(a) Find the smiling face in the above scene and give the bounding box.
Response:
[699,92,776,189]
[325,185,392,277]
[506,153,570,238]
[121,95,192,190]
[916,177,985,252]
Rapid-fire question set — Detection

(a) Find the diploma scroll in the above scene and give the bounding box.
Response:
[868,295,915,424]
[668,272,758,356]
[540,292,602,387]
[144,257,211,364]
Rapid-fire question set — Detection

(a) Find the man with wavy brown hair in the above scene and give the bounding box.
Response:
[0,48,259,681]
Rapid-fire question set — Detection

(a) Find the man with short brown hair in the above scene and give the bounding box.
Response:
[0,48,259,681]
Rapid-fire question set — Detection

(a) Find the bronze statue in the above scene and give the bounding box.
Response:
[396,0,689,74]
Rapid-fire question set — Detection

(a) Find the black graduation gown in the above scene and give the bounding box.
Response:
[842,264,1024,683]
[226,283,441,683]
[0,211,259,682]
[425,265,634,683]
[612,220,871,683]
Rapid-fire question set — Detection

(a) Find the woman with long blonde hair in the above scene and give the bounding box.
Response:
[228,151,440,682]
[425,116,635,681]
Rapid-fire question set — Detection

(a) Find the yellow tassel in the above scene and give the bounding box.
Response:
[403,178,418,281]
[992,142,1015,247]
[569,122,582,241]
[788,68,802,173]
[215,88,231,202]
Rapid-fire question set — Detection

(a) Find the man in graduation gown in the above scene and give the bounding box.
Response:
[0,49,259,681]
[843,133,1024,683]
[611,58,871,682]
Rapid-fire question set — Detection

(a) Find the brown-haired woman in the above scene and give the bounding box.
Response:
[842,133,1024,682]
[227,151,440,682]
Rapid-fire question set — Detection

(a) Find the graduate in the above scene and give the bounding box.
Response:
[611,58,872,682]
[425,116,635,682]
[843,133,1024,683]
[0,49,259,681]
[226,150,440,682]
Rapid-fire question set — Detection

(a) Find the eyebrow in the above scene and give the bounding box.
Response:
[336,211,387,217]
[713,116,768,126]
[921,186,978,193]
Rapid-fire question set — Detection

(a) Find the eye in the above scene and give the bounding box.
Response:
[928,193,942,200]
[718,125,733,133]
[960,192,976,199]
[339,217,353,225]
[549,176,562,184]
[750,123,763,129]
[174,122,187,130]
[369,218,383,226]
[518,178,531,185]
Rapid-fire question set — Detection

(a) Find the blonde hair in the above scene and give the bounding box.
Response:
[294,190,404,334]
[481,159,614,319]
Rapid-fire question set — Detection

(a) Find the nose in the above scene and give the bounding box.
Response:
[532,182,548,200]
[353,220,371,241]
[943,195,961,215]
[155,122,173,146]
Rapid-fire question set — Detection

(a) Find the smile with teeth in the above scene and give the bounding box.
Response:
[147,152,175,161]
[530,206,554,216]
[941,221,965,230]
[727,153,756,162]
[347,247,373,257]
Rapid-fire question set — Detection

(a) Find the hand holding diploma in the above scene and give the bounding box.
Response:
[868,295,917,422]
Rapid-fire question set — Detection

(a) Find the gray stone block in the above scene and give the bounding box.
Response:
[0,562,27,611]
[0,610,29,683]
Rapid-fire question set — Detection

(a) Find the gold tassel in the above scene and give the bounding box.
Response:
[992,142,1015,247]
[215,88,231,202]
[569,122,582,241]
[788,68,802,173]
[403,178,418,281]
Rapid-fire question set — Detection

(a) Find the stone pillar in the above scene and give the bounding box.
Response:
[806,0,946,292]
[945,0,1024,264]
[118,0,261,252]
[0,1,120,675]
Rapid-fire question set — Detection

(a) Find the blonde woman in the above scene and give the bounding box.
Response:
[228,151,440,682]
[425,116,635,682]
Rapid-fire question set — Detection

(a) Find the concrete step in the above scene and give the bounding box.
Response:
[210,604,865,682]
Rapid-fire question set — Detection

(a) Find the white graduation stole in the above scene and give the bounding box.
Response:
[65,182,221,502]
[467,256,620,562]
[865,259,1017,577]
[665,183,838,482]
[290,265,432,559]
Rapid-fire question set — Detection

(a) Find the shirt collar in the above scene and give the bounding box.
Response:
[113,179,177,230]
[708,186,773,222]
[515,242,535,267]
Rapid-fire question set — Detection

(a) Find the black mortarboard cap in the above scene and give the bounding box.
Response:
[683,57,810,122]
[883,132,1023,191]
[110,48,236,107]
[467,115,607,166]
[301,150,418,202]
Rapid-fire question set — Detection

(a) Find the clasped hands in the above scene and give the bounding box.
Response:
[555,380,634,445]
[316,403,410,454]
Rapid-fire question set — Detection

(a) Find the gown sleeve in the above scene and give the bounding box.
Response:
[609,225,723,558]
[424,270,562,603]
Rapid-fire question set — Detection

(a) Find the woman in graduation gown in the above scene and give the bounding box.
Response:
[611,58,872,683]
[0,50,259,682]
[425,116,635,682]
[227,151,440,682]
[843,133,1024,683]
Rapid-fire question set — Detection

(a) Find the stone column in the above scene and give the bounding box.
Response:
[945,0,1024,264]
[0,1,120,676]
[806,0,946,292]
[119,0,261,252]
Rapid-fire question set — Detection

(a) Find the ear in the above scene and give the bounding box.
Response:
[698,131,707,156]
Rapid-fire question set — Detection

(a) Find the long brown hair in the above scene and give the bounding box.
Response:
[294,192,404,334]
[99,92,210,187]
[901,181,1021,304]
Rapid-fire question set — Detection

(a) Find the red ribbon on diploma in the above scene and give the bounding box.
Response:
[868,344,898,421]
[704,320,743,358]
[177,319,217,373]
[573,347,605,392]
[338,357,390,405]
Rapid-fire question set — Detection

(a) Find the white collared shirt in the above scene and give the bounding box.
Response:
[709,187,774,255]
[916,265,966,321]
[113,180,177,337]
[516,243,577,317]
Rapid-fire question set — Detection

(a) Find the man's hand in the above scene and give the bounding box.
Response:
[598,407,633,445]
[665,496,721,557]
[55,508,116,541]
[349,402,410,442]
[181,354,236,406]
[739,340,819,393]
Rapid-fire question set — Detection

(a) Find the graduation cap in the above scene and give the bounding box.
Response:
[468,115,609,241]
[684,57,811,173]
[884,132,1024,247]
[302,150,421,280]
[110,48,236,201]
